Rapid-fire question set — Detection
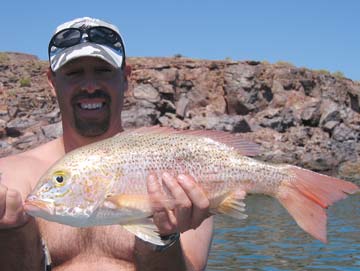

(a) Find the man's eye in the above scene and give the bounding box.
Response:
[96,68,111,73]
[66,70,81,76]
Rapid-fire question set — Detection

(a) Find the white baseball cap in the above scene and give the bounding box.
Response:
[48,17,125,72]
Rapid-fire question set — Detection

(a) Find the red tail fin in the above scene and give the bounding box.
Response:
[277,166,359,243]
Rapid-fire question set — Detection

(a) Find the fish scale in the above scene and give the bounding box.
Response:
[24,126,360,246]
[114,134,252,197]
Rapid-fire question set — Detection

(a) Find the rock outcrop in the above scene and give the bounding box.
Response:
[1,52,359,183]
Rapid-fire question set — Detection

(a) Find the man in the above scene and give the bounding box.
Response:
[0,17,213,271]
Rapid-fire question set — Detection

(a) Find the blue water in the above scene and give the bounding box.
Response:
[207,194,360,271]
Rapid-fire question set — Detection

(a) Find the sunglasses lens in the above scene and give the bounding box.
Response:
[53,29,81,48]
[89,27,118,44]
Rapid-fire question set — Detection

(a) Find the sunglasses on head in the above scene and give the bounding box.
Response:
[48,26,125,61]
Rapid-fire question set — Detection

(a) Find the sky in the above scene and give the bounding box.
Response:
[1,1,359,80]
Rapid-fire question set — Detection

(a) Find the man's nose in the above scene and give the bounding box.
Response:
[82,77,99,94]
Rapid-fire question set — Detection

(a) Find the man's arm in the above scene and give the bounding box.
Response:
[134,173,214,271]
[134,217,213,271]
[0,157,43,271]
[180,218,213,270]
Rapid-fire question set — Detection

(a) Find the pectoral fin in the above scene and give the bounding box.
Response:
[104,194,175,212]
[123,219,172,246]
[211,191,248,220]
[104,194,153,213]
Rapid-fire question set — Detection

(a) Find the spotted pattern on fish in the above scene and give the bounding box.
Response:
[25,127,359,244]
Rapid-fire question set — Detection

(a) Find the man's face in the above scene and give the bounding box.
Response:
[51,57,126,137]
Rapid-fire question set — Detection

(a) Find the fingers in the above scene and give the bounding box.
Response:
[0,184,29,229]
[147,174,177,235]
[162,172,192,231]
[147,172,210,235]
[0,184,7,218]
[177,174,210,229]
[6,189,24,214]
[146,174,164,212]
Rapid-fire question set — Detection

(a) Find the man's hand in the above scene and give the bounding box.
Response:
[0,184,29,229]
[146,172,210,235]
[0,182,42,271]
[135,173,213,270]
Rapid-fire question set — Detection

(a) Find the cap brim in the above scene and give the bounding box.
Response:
[50,42,123,72]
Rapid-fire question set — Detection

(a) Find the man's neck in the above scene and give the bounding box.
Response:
[62,126,123,153]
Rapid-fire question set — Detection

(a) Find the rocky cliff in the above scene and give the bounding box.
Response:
[1,52,359,183]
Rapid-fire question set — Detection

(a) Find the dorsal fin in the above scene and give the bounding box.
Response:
[117,126,261,156]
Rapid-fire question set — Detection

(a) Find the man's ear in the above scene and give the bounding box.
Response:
[46,67,57,96]
[125,64,132,78]
[123,64,132,92]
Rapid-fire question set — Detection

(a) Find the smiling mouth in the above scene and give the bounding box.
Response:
[78,102,106,110]
[72,90,111,112]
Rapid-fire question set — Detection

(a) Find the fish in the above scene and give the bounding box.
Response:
[24,126,360,245]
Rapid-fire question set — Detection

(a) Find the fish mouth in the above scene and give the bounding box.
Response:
[24,198,54,216]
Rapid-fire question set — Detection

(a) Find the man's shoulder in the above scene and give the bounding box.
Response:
[1,137,64,165]
[0,138,65,188]
[0,148,39,171]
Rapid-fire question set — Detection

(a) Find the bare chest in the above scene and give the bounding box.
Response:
[38,220,135,267]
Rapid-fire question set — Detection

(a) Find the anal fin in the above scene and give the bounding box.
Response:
[211,191,248,220]
[123,219,171,246]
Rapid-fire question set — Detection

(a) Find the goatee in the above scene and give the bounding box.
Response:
[72,90,111,137]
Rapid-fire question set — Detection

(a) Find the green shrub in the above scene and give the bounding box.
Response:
[19,78,31,87]
[0,53,9,63]
[316,69,331,75]
[332,71,345,78]
[275,61,294,66]
[7,88,18,97]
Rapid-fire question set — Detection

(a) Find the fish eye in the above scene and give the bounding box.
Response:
[56,176,64,183]
[53,170,67,187]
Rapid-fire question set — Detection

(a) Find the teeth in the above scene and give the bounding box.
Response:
[80,103,103,110]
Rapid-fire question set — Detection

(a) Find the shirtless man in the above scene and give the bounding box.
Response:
[0,17,213,271]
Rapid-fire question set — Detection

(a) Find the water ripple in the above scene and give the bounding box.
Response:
[207,194,360,271]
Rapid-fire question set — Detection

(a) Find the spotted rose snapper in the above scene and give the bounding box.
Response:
[24,126,359,245]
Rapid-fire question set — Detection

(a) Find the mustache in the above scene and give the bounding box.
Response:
[72,90,111,101]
